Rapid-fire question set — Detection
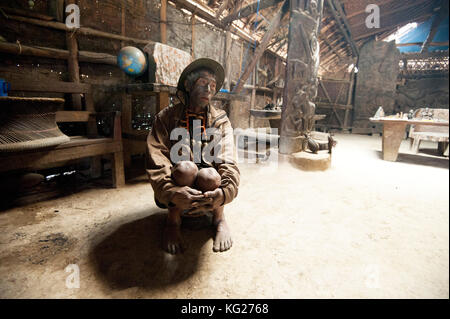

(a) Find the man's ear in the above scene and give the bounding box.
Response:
[184,79,190,92]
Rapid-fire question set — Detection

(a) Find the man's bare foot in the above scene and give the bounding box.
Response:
[213,220,233,252]
[163,224,185,254]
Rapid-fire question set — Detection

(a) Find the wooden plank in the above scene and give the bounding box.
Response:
[9,80,91,94]
[0,41,117,65]
[4,14,153,45]
[0,142,122,173]
[56,111,92,122]
[0,6,54,20]
[397,41,449,47]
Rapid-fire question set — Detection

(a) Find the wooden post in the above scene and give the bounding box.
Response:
[121,94,132,134]
[65,0,82,110]
[224,31,232,90]
[160,0,167,44]
[191,13,195,58]
[279,0,324,154]
[112,113,125,187]
[344,71,355,129]
[157,91,170,113]
[250,68,256,128]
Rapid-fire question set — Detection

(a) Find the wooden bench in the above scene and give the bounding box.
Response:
[0,81,125,187]
[409,108,449,156]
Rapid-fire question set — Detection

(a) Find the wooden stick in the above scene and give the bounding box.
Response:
[0,6,54,21]
[397,41,449,47]
[2,14,153,45]
[0,41,117,65]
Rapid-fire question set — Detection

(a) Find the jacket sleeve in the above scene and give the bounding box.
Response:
[145,113,181,206]
[215,118,240,205]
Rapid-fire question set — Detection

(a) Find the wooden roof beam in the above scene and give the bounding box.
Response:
[326,0,359,57]
[215,0,230,18]
[171,0,254,42]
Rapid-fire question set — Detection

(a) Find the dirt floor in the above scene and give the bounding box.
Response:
[0,134,448,298]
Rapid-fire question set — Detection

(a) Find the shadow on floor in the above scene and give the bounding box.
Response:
[375,151,449,169]
[89,210,214,291]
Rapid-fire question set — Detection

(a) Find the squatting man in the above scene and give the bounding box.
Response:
[146,58,240,254]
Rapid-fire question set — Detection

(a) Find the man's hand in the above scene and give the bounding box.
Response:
[187,188,224,214]
[170,186,208,210]
[204,188,225,209]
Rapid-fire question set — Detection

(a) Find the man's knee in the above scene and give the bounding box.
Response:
[195,167,221,192]
[172,161,198,187]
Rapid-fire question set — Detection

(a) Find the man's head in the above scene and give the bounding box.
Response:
[177,58,224,110]
[184,68,217,109]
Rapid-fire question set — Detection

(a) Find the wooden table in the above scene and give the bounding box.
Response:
[370,117,449,161]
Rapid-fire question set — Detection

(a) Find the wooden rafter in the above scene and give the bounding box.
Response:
[215,0,230,18]
[221,0,284,26]
[326,0,359,57]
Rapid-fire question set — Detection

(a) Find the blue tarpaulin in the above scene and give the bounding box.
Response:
[396,15,449,53]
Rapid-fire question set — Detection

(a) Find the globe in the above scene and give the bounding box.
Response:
[117,46,147,76]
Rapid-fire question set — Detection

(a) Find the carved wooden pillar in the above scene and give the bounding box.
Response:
[279,0,324,154]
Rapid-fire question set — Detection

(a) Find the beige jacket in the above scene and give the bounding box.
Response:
[146,103,240,207]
